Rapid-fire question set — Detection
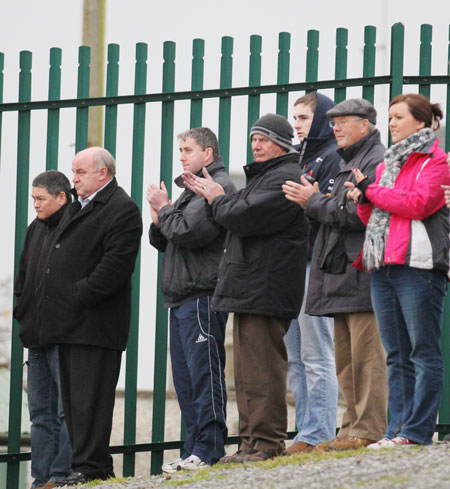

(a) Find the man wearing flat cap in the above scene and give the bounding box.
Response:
[282,99,388,450]
[184,113,309,462]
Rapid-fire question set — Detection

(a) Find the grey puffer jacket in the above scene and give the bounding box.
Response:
[305,130,386,316]
[149,157,236,308]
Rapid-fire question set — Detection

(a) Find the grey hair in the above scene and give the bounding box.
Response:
[93,148,116,176]
[368,122,376,132]
[177,127,219,160]
[32,170,72,203]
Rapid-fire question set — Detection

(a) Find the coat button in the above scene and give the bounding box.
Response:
[46,268,51,274]
[224,249,227,253]
[55,243,60,248]
[44,296,50,302]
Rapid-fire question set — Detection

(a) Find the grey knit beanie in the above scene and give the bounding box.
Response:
[249,113,295,152]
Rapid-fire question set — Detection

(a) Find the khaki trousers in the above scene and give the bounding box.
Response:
[334,312,388,441]
[233,313,290,453]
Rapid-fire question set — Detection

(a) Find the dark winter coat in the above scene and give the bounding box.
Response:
[14,204,68,348]
[305,130,386,316]
[37,178,143,351]
[149,157,236,307]
[211,152,309,319]
[295,93,341,259]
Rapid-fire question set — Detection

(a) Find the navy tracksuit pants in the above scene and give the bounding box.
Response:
[170,296,228,464]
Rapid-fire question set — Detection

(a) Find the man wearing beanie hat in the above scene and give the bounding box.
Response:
[283,98,388,451]
[183,113,309,462]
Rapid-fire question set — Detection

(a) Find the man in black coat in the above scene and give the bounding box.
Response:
[14,170,72,489]
[147,128,236,472]
[184,114,309,462]
[37,147,143,486]
[283,99,388,451]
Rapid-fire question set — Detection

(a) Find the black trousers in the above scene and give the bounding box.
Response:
[58,344,122,476]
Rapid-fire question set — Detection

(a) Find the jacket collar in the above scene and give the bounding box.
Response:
[68,177,118,219]
[174,156,227,189]
[337,130,381,163]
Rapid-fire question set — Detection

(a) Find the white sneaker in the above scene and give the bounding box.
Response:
[162,457,184,474]
[367,437,394,449]
[368,436,416,450]
[177,454,208,471]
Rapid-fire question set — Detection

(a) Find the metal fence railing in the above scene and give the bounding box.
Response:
[1,21,450,489]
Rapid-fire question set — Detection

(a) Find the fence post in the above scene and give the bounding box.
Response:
[276,32,290,117]
[305,30,319,92]
[104,43,120,157]
[7,50,32,489]
[247,35,262,163]
[334,28,348,103]
[390,23,404,101]
[190,39,204,128]
[362,26,376,104]
[75,46,91,153]
[218,36,233,171]
[46,47,62,170]
[123,42,148,476]
[150,40,176,476]
[438,26,450,439]
[419,24,432,99]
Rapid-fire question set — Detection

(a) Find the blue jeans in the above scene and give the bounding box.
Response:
[371,265,447,445]
[27,346,72,487]
[170,296,228,464]
[284,265,338,445]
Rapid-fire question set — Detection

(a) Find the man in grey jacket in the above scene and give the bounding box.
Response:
[148,127,236,471]
[283,99,388,450]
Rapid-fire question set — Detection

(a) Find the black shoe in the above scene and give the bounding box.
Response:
[54,471,115,486]
[54,472,90,486]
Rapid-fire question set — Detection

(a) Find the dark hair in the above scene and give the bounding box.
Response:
[389,93,443,130]
[32,170,72,203]
[177,127,219,160]
[294,92,317,112]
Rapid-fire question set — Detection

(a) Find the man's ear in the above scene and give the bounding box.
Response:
[204,147,213,163]
[57,191,67,205]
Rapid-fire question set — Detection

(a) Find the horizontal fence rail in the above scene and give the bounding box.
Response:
[1,22,450,489]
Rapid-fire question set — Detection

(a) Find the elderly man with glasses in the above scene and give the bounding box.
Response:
[282,98,388,450]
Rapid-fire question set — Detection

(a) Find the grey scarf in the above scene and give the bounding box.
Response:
[362,128,436,270]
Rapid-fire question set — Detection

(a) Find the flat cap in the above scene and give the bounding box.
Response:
[326,98,377,125]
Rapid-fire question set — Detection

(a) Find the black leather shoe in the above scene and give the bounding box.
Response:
[54,472,90,486]
[54,471,115,486]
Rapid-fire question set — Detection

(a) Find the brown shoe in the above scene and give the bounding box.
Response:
[219,451,249,464]
[37,483,56,489]
[243,449,287,462]
[316,436,344,452]
[328,435,375,450]
[287,441,315,454]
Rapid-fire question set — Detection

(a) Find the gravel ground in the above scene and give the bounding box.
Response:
[67,442,450,489]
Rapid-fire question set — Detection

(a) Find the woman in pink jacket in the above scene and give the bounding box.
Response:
[347,93,450,448]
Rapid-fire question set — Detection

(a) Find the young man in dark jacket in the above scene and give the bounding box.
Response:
[14,170,72,489]
[184,114,309,462]
[37,148,143,486]
[284,92,340,454]
[283,99,388,450]
[148,128,236,471]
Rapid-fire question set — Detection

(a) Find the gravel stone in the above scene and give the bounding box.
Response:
[69,442,450,489]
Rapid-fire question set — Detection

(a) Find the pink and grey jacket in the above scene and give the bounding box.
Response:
[355,138,450,275]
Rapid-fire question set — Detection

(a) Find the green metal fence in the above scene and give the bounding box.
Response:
[1,21,450,489]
